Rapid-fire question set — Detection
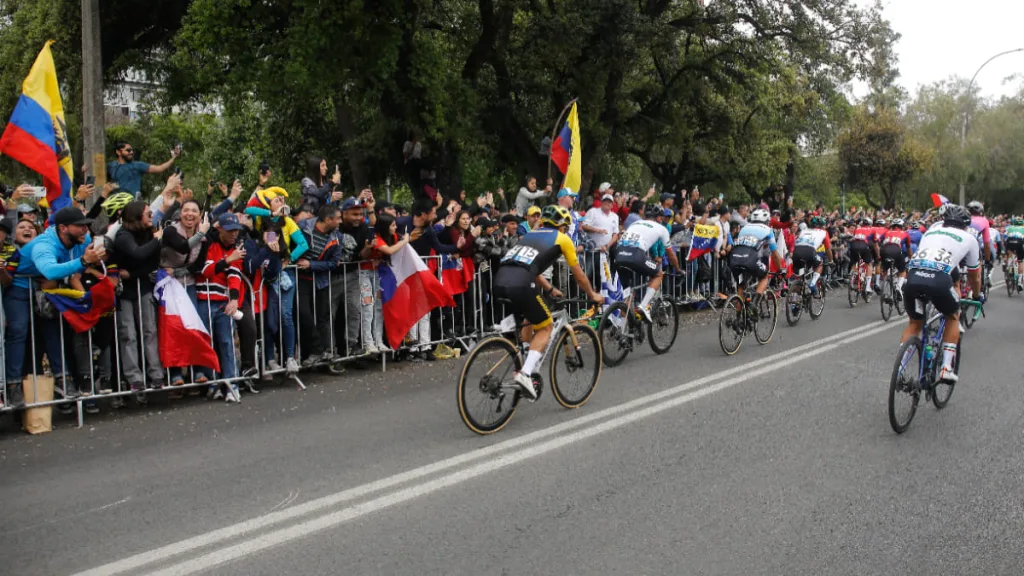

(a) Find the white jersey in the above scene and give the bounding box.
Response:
[795,228,827,251]
[909,224,981,275]
[619,220,671,254]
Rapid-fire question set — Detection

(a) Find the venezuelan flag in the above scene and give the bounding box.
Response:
[43,280,117,333]
[550,102,581,193]
[687,223,719,261]
[0,41,74,216]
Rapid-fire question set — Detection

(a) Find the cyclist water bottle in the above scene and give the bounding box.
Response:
[923,344,935,364]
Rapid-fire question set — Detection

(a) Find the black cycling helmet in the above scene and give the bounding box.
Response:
[644,204,662,219]
[967,200,984,216]
[942,204,972,229]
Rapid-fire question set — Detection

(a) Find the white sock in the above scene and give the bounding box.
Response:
[522,350,542,375]
[810,272,821,286]
[942,343,957,370]
[874,274,880,286]
[640,289,656,309]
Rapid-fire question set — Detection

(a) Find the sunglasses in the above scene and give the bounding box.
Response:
[123,148,134,153]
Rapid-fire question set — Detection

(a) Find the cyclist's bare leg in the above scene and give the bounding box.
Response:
[900,318,923,344]
[754,275,770,295]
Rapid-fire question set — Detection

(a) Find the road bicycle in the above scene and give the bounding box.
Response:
[1004,253,1021,297]
[598,283,679,367]
[888,298,983,434]
[785,264,826,326]
[457,298,602,435]
[848,258,874,307]
[878,257,906,322]
[718,273,779,355]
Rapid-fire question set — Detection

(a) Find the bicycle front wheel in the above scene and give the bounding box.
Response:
[597,302,631,367]
[754,291,778,345]
[457,337,521,435]
[647,297,679,354]
[888,337,922,434]
[785,289,803,326]
[550,324,601,409]
[932,333,960,409]
[809,279,826,319]
[960,301,976,330]
[718,295,745,355]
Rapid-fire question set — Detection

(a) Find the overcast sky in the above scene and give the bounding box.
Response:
[876,0,1024,99]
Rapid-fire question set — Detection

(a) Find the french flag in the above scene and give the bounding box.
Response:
[931,193,950,208]
[379,245,456,351]
[440,254,475,296]
[154,271,220,372]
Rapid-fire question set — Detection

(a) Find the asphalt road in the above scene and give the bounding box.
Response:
[2,274,1022,576]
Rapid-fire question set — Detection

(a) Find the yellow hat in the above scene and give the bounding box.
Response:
[527,206,541,216]
[256,186,289,209]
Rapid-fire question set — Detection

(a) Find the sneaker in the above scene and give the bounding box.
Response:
[302,353,324,368]
[809,284,819,296]
[365,344,381,355]
[637,304,653,323]
[938,365,958,384]
[213,387,225,401]
[58,403,75,416]
[266,360,283,372]
[84,400,99,415]
[242,380,260,394]
[513,371,538,401]
[208,385,220,400]
[225,385,241,403]
[241,367,259,380]
[110,396,125,410]
[130,381,146,393]
[285,357,300,375]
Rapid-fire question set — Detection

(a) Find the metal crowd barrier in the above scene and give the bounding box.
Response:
[0,245,741,428]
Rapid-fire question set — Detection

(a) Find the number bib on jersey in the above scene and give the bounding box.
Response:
[735,235,761,248]
[619,231,643,249]
[502,244,539,265]
[908,247,954,274]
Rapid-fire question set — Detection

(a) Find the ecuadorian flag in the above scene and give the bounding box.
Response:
[0,41,74,216]
[550,102,581,193]
[688,223,719,261]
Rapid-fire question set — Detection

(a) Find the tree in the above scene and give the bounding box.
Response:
[838,105,931,209]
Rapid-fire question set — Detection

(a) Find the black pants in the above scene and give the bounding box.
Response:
[298,278,332,358]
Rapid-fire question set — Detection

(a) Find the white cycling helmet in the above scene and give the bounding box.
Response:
[967,200,984,215]
[749,208,770,224]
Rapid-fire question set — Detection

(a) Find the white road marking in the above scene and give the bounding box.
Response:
[144,321,903,576]
[73,316,897,576]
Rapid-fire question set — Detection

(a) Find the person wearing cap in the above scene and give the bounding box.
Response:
[297,204,344,366]
[16,202,40,223]
[582,193,620,252]
[10,207,105,401]
[375,199,396,218]
[556,187,583,246]
[518,205,542,237]
[338,194,378,357]
[192,212,249,401]
[514,176,552,216]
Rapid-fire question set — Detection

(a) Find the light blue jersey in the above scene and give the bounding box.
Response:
[734,223,777,253]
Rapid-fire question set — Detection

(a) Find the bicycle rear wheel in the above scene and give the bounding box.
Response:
[960,300,976,330]
[754,291,778,345]
[932,333,960,409]
[718,295,745,355]
[895,280,906,316]
[550,324,601,409]
[848,273,860,307]
[888,337,922,434]
[1007,270,1016,297]
[597,302,631,367]
[457,337,521,435]
[647,297,679,354]
[809,279,825,319]
[880,278,894,322]
[785,287,803,326]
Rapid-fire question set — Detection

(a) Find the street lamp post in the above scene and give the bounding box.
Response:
[959,48,1024,205]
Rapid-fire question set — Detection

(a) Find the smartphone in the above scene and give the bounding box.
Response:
[266,231,278,244]
[29,186,46,198]
[85,175,95,186]
[209,179,217,189]
[259,161,270,175]
[718,193,724,201]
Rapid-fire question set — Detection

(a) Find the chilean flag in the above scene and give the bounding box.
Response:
[379,245,455,351]
[154,271,220,372]
[931,193,950,208]
[440,254,475,296]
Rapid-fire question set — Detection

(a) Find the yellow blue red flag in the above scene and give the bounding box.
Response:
[688,223,719,261]
[0,41,74,215]
[550,102,581,193]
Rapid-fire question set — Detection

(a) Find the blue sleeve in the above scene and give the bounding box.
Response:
[211,199,234,218]
[29,242,85,280]
[136,162,151,173]
[427,227,459,254]
[288,228,309,261]
[244,206,272,218]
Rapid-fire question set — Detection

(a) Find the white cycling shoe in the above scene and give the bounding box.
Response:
[938,366,958,384]
[514,371,538,401]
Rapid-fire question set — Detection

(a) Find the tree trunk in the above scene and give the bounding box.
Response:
[334,100,369,190]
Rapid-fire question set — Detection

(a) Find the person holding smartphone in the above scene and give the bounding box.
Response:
[107,141,180,198]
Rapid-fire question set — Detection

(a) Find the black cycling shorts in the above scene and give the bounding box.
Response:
[879,245,907,273]
[903,268,958,321]
[1007,239,1024,259]
[791,246,821,272]
[612,246,660,289]
[494,266,552,328]
[729,245,767,281]
[849,241,874,265]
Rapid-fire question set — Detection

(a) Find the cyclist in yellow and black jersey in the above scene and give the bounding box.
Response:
[495,205,603,399]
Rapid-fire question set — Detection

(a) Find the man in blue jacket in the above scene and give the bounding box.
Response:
[297,205,342,366]
[8,207,103,404]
